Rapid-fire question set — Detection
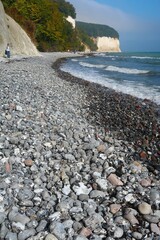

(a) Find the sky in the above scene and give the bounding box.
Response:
[68,0,160,52]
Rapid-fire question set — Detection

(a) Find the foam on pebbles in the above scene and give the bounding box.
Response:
[0,52,160,239]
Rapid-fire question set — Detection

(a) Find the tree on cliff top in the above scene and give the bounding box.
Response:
[77,21,119,39]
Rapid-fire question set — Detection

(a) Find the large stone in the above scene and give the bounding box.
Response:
[150,223,160,235]
[89,190,106,199]
[72,182,92,195]
[80,227,92,237]
[124,213,139,226]
[138,202,152,215]
[5,232,18,240]
[0,212,6,224]
[109,204,121,214]
[107,173,123,186]
[49,222,66,240]
[45,234,58,240]
[84,213,105,229]
[18,229,36,240]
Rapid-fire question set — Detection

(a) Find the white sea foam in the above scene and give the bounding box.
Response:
[105,65,149,74]
[61,65,160,105]
[131,56,160,60]
[79,62,105,68]
[71,58,78,62]
[94,53,106,57]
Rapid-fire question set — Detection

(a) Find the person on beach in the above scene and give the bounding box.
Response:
[5,43,10,58]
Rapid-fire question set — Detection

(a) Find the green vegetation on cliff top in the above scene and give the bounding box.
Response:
[76,21,119,39]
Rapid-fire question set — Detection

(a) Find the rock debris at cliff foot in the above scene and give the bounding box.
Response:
[0,53,160,240]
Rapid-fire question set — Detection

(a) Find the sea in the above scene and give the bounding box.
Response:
[60,52,160,106]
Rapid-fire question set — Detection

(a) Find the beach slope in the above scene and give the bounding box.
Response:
[0,52,160,239]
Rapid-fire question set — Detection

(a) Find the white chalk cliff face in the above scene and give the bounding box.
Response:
[0,0,40,56]
[66,16,75,29]
[94,37,121,52]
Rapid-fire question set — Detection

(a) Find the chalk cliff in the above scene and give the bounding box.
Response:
[66,16,76,29]
[94,36,121,52]
[0,0,40,56]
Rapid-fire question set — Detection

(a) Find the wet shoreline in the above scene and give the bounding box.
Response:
[53,57,160,168]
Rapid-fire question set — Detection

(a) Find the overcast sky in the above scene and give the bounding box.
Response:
[68,0,160,52]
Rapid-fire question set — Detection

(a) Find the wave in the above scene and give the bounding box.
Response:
[71,58,78,62]
[94,53,106,57]
[61,65,160,105]
[131,56,160,60]
[79,62,105,68]
[105,65,149,74]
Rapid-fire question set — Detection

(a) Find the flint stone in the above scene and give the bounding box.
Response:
[150,223,160,235]
[62,184,71,195]
[125,193,136,203]
[73,221,83,232]
[73,182,92,195]
[114,227,124,238]
[0,212,6,224]
[17,188,34,200]
[19,200,34,207]
[49,222,66,240]
[138,202,152,215]
[143,214,159,223]
[97,144,106,153]
[90,235,102,240]
[140,178,151,187]
[48,212,61,221]
[92,172,102,179]
[110,204,121,214]
[45,234,58,240]
[12,222,25,231]
[16,105,23,111]
[27,232,47,240]
[107,174,123,186]
[0,223,8,239]
[130,161,142,173]
[63,220,73,229]
[154,210,160,218]
[27,220,38,229]
[36,219,47,232]
[132,232,143,239]
[64,154,75,162]
[84,213,105,229]
[150,189,160,202]
[83,202,97,216]
[18,229,36,240]
[89,190,106,199]
[125,208,138,216]
[124,213,139,225]
[70,206,83,213]
[96,178,108,190]
[80,227,92,237]
[75,236,88,240]
[78,194,89,201]
[42,190,51,201]
[106,146,114,154]
[24,159,33,166]
[11,213,30,225]
[104,166,116,176]
[5,232,18,240]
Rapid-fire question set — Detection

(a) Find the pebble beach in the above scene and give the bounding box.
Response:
[0,52,160,240]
